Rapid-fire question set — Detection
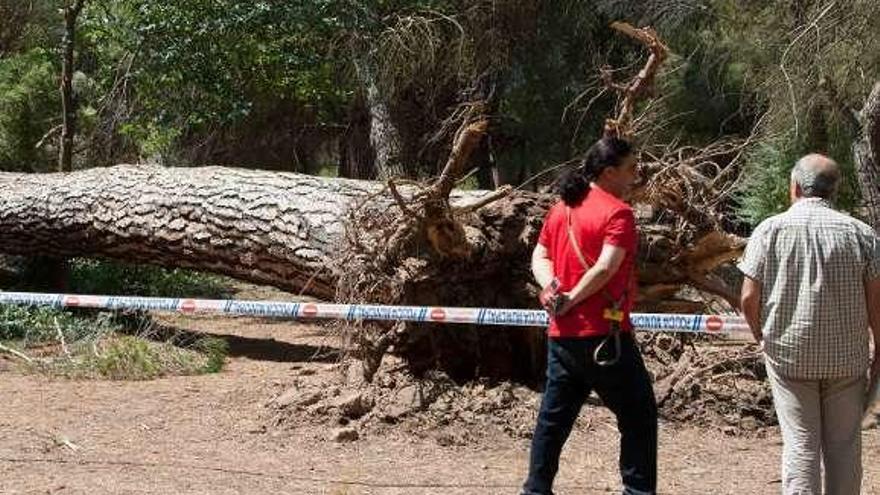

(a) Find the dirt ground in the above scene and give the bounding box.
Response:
[2,309,880,495]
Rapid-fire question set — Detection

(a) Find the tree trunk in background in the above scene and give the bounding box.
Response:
[474,138,500,190]
[854,82,880,231]
[472,74,502,190]
[59,0,84,173]
[52,0,86,292]
[338,96,376,180]
[354,58,407,180]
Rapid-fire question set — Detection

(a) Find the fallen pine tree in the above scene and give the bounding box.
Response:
[0,23,747,388]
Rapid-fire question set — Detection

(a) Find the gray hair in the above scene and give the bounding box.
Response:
[790,155,840,199]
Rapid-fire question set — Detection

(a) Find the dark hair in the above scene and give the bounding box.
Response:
[558,137,633,206]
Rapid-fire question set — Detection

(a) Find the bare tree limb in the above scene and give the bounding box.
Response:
[602,22,669,139]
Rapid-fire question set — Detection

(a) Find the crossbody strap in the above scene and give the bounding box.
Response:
[565,207,626,308]
[565,206,627,367]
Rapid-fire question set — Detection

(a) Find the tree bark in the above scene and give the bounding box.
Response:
[353,58,407,180]
[854,82,880,231]
[0,164,743,382]
[59,0,85,173]
[338,96,376,180]
[0,165,358,299]
[0,165,513,300]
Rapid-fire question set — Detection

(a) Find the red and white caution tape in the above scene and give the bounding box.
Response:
[0,291,750,334]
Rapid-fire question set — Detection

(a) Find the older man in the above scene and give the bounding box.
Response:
[739,154,880,494]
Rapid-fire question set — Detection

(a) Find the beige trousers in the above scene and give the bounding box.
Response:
[766,364,865,495]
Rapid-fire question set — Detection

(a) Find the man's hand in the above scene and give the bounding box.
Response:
[865,278,880,412]
[554,292,577,316]
[539,279,570,316]
[740,276,763,344]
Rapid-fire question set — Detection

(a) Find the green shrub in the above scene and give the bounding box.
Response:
[196,336,230,374]
[69,259,231,298]
[0,305,228,379]
[735,133,799,225]
[0,49,58,172]
[736,129,862,226]
[0,304,117,344]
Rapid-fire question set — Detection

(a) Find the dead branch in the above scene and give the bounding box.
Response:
[603,22,669,138]
[387,179,419,219]
[433,118,489,200]
[452,185,513,216]
[654,347,695,405]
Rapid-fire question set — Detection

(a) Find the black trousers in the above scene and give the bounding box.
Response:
[522,334,658,495]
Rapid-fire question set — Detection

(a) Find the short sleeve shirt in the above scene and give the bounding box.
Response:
[738,198,880,379]
[538,185,638,338]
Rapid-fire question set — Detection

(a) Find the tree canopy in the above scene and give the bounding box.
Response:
[1,0,878,224]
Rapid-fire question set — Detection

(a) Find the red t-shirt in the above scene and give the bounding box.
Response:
[538,185,638,338]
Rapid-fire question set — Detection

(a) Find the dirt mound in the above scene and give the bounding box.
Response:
[264,335,776,443]
[264,355,540,445]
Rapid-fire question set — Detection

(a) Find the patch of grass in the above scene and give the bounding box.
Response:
[195,336,229,374]
[0,305,228,380]
[0,304,115,343]
[69,258,231,298]
[75,335,225,380]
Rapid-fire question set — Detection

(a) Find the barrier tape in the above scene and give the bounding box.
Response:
[0,291,750,334]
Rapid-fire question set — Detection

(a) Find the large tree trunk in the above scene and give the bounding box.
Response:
[854,82,880,231]
[0,166,375,299]
[0,164,548,382]
[0,164,741,383]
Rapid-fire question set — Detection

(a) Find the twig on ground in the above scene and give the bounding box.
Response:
[0,342,33,363]
[54,317,71,358]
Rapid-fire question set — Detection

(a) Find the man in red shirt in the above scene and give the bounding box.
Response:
[522,137,657,495]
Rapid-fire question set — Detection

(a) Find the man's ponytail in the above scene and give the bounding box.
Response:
[557,136,633,206]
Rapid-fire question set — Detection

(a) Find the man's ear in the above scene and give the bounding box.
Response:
[789,180,801,202]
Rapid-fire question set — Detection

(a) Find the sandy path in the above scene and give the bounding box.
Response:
[1,314,878,494]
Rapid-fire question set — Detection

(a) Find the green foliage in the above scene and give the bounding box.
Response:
[69,259,231,298]
[84,335,225,380]
[0,49,58,172]
[657,1,880,224]
[0,304,228,379]
[736,127,862,225]
[494,3,616,173]
[89,335,162,379]
[196,336,230,374]
[736,132,800,224]
[80,0,352,160]
[0,0,59,56]
[0,304,117,343]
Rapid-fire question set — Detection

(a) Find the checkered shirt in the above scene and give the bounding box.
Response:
[738,198,880,379]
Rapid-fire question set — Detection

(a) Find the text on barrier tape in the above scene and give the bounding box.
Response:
[0,291,750,334]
